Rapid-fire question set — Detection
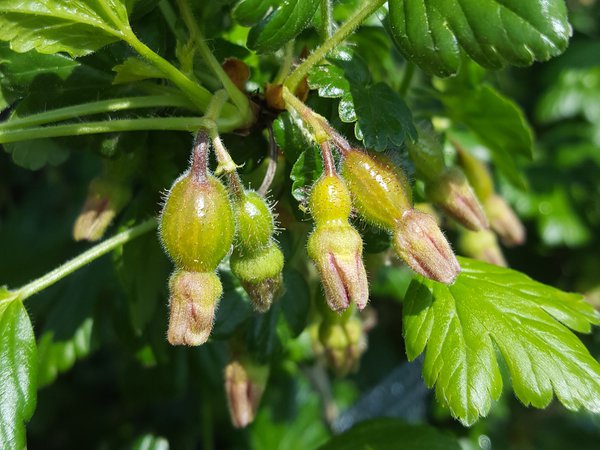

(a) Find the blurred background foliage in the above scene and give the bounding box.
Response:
[1,0,600,449]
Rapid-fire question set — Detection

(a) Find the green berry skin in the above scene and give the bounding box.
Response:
[234,191,274,254]
[230,243,284,312]
[230,243,284,284]
[341,150,412,229]
[309,175,352,226]
[160,173,235,272]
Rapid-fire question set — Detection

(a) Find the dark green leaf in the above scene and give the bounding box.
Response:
[0,0,130,57]
[0,301,37,450]
[0,43,80,102]
[279,270,310,337]
[319,418,461,450]
[273,111,309,165]
[388,0,571,77]
[4,138,69,171]
[112,57,165,84]
[212,271,253,339]
[443,85,533,188]
[310,52,417,150]
[351,82,417,151]
[290,146,323,205]
[247,0,320,53]
[403,257,600,426]
[115,232,170,335]
[232,0,274,26]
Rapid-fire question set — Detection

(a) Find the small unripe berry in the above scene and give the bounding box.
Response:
[459,229,507,267]
[425,167,489,231]
[341,149,412,228]
[230,243,284,312]
[485,194,526,247]
[159,173,235,272]
[231,190,284,311]
[307,175,369,312]
[234,191,274,254]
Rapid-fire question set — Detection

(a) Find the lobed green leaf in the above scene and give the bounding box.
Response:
[0,0,130,57]
[403,257,600,426]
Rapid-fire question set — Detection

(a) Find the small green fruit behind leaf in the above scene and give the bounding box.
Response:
[230,243,284,312]
[159,173,235,272]
[459,229,507,267]
[234,190,275,255]
[167,270,222,346]
[341,149,412,229]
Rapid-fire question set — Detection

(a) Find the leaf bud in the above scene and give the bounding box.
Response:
[341,149,412,228]
[224,358,269,429]
[393,209,461,284]
[425,167,489,231]
[484,194,526,246]
[167,270,222,346]
[159,173,235,272]
[459,229,507,267]
[231,190,284,312]
[73,177,131,242]
[307,175,369,312]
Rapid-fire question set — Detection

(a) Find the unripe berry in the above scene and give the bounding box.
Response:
[234,191,274,254]
[159,173,235,272]
[459,229,507,267]
[425,167,489,231]
[307,175,369,312]
[231,190,284,312]
[308,173,352,225]
[230,243,284,312]
[341,149,412,228]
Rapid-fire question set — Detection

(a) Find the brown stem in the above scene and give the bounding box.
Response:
[191,131,210,183]
[258,123,279,197]
[320,141,336,176]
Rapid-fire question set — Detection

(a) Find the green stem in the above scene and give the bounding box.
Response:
[282,87,329,144]
[398,62,416,97]
[1,95,194,130]
[284,0,386,91]
[0,116,240,144]
[122,29,238,119]
[320,0,334,41]
[14,219,157,302]
[273,41,295,85]
[175,0,252,125]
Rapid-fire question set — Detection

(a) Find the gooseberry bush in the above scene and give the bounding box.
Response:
[1,0,600,448]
